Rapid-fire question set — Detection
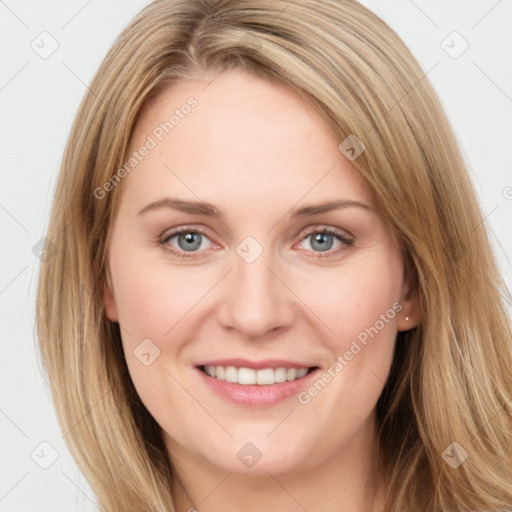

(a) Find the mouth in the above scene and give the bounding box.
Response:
[198,364,319,385]
[194,359,321,407]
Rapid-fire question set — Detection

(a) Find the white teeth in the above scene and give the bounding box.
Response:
[203,365,312,385]
[256,368,274,385]
[286,368,297,381]
[238,367,256,385]
[274,367,287,383]
[225,366,237,383]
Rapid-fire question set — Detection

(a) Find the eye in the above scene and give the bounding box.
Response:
[159,225,354,260]
[297,227,354,259]
[160,227,214,259]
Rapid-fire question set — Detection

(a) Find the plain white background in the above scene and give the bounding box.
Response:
[1,1,511,510]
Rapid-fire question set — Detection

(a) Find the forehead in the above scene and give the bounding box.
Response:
[117,68,373,215]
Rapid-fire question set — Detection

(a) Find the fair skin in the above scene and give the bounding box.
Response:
[104,68,420,512]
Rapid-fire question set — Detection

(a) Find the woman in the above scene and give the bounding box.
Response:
[36,0,512,510]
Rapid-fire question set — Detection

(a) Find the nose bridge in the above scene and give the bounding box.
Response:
[218,235,294,337]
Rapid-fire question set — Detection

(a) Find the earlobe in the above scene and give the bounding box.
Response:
[396,271,422,332]
[103,281,119,322]
[397,300,420,331]
[397,313,417,332]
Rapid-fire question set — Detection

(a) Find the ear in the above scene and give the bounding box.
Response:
[103,279,119,323]
[396,265,422,332]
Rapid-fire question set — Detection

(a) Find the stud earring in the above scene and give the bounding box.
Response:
[405,316,410,322]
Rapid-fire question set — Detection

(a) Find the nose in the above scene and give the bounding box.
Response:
[217,244,296,340]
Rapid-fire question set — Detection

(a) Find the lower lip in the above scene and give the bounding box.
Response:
[195,367,320,407]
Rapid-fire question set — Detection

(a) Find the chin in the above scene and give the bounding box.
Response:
[203,439,310,476]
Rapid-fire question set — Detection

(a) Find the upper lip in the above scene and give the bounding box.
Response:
[195,358,318,370]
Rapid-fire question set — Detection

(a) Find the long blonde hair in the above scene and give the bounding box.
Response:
[36,0,512,510]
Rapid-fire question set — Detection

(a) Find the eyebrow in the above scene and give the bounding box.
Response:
[137,197,372,219]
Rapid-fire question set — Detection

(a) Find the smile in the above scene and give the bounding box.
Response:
[195,361,321,407]
[200,365,315,385]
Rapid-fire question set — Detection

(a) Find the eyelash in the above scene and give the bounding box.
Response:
[159,226,354,260]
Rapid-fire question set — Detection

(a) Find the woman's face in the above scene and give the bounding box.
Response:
[104,68,417,477]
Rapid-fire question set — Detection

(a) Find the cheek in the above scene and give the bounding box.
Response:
[107,240,403,466]
[111,254,203,340]
[302,258,401,349]
[109,254,199,419]
[112,242,402,358]
[288,259,401,449]
[293,253,402,423]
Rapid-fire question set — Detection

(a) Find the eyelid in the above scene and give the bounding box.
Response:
[159,225,217,259]
[294,226,354,258]
[160,224,216,243]
[297,224,354,241]
[159,224,354,259]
